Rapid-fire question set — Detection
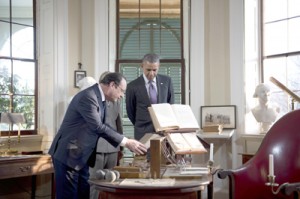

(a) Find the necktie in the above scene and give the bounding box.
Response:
[102,101,106,123]
[149,80,157,104]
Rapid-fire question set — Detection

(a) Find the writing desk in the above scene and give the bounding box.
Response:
[90,174,212,199]
[0,154,54,199]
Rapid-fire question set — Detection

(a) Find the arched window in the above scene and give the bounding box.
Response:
[116,0,184,156]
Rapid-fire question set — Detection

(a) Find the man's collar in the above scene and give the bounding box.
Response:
[143,74,157,84]
[98,84,105,102]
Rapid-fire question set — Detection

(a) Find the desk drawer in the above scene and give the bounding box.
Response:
[0,155,53,179]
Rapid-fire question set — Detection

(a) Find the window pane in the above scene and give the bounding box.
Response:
[264,57,289,113]
[14,95,35,129]
[0,0,10,22]
[263,20,287,56]
[161,0,180,26]
[119,29,140,59]
[0,21,11,57]
[263,0,287,22]
[140,29,160,55]
[0,94,10,113]
[119,1,182,59]
[0,59,11,94]
[264,55,300,112]
[12,26,34,59]
[13,60,35,95]
[140,0,160,19]
[160,63,181,103]
[119,18,140,29]
[12,0,33,26]
[161,28,181,58]
[287,55,300,91]
[119,0,139,28]
[288,17,300,52]
[288,0,300,18]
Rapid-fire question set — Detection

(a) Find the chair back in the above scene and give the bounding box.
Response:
[218,109,300,199]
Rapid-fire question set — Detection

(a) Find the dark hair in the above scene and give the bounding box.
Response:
[99,72,126,86]
[142,53,160,64]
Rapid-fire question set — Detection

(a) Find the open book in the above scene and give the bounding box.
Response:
[166,132,207,154]
[139,133,164,149]
[148,103,200,132]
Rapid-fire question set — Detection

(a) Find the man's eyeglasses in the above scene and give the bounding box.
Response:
[115,85,125,94]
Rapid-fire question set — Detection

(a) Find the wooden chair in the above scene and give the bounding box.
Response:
[218,109,300,199]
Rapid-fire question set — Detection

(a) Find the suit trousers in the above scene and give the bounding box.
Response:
[52,158,90,199]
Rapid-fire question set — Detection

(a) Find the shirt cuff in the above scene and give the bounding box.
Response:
[120,137,128,147]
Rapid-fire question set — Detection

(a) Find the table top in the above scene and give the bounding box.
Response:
[90,177,211,190]
[198,129,235,139]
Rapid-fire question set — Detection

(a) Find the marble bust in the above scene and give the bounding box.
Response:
[251,83,280,133]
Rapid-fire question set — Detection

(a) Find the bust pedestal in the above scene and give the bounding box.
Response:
[259,122,272,134]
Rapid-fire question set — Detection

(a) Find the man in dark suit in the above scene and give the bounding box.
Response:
[48,72,147,199]
[126,53,175,141]
[89,72,124,199]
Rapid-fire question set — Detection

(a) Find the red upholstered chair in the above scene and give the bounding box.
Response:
[218,109,300,199]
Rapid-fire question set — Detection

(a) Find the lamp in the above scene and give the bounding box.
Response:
[0,113,26,155]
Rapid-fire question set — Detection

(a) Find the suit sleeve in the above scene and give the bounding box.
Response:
[168,77,175,104]
[77,92,124,147]
[126,84,136,125]
[116,101,123,134]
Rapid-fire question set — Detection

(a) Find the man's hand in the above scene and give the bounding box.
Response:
[125,139,147,155]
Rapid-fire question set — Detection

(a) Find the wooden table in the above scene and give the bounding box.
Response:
[0,154,54,199]
[89,174,212,199]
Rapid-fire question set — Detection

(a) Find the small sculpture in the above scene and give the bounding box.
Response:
[251,83,280,133]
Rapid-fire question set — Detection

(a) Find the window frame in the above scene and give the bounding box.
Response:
[261,0,300,112]
[115,0,185,157]
[0,0,37,136]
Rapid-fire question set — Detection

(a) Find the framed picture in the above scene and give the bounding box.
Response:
[74,70,86,88]
[200,105,236,129]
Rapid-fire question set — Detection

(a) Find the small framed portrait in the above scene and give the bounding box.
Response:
[200,105,237,129]
[74,70,86,88]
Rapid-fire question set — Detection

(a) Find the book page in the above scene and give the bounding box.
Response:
[171,104,200,129]
[181,133,207,152]
[166,133,193,154]
[149,103,180,132]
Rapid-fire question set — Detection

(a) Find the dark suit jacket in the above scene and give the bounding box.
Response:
[48,83,124,170]
[126,74,174,140]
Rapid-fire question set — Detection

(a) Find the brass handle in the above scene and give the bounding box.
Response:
[19,166,31,172]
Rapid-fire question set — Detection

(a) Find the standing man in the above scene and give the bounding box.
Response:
[89,72,124,199]
[49,72,147,199]
[126,53,175,141]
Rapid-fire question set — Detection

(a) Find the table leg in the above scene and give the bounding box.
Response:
[197,190,202,199]
[207,181,213,199]
[31,175,37,199]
